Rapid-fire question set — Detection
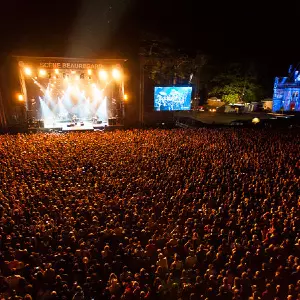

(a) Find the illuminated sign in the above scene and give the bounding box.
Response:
[38,62,104,69]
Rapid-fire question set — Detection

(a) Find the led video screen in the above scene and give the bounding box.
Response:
[272,76,300,112]
[273,87,300,112]
[154,86,192,111]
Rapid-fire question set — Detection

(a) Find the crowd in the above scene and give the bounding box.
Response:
[0,128,299,300]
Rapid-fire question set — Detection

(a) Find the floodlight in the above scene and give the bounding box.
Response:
[99,70,108,80]
[112,68,121,80]
[17,94,24,101]
[39,69,47,77]
[24,67,32,76]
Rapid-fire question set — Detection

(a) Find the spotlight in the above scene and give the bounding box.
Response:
[71,70,76,74]
[87,69,92,75]
[24,67,32,76]
[17,94,24,101]
[39,69,47,77]
[99,70,108,81]
[55,69,59,74]
[112,68,122,80]
[124,94,128,101]
[75,75,80,80]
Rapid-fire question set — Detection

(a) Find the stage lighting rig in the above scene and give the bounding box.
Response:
[112,68,122,80]
[24,67,32,76]
[17,93,24,101]
[99,70,108,81]
[39,69,47,77]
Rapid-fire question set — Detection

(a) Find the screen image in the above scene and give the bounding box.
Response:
[154,86,192,111]
[273,87,300,112]
[272,76,300,112]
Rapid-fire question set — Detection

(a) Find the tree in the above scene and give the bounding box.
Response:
[209,63,262,104]
[139,34,206,85]
[223,93,240,103]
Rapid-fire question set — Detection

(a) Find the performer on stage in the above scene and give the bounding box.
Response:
[72,114,78,123]
[92,115,98,124]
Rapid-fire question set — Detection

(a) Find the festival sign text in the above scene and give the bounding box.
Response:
[39,62,104,69]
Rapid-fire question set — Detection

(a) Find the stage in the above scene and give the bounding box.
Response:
[28,121,124,132]
[45,120,107,131]
[16,56,128,132]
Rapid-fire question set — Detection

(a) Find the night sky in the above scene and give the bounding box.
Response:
[0,0,299,82]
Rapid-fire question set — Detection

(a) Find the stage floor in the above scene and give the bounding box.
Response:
[43,120,108,131]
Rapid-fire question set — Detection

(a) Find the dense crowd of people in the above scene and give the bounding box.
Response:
[0,128,299,300]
